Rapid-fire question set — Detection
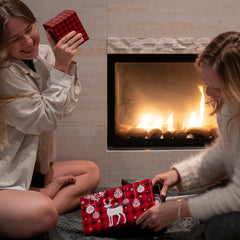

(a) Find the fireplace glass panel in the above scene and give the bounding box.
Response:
[108,54,217,149]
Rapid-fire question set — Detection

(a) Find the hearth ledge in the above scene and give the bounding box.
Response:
[107,37,211,54]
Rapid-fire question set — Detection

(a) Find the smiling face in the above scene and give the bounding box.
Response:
[201,64,222,100]
[6,16,39,60]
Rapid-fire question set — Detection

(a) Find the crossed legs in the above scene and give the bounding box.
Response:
[0,160,100,239]
[45,160,100,214]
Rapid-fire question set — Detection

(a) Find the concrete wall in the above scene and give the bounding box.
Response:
[22,0,240,187]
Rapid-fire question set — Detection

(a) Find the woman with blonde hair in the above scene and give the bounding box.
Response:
[0,0,100,238]
[137,31,240,240]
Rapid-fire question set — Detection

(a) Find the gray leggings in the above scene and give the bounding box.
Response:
[205,213,240,240]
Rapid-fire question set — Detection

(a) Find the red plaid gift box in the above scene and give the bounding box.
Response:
[80,179,155,235]
[43,10,89,45]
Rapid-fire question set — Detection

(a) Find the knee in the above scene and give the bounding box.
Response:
[0,190,58,239]
[86,161,100,185]
[28,194,58,235]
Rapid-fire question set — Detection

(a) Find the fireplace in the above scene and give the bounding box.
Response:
[107,53,218,150]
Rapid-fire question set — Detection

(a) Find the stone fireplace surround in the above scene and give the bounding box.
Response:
[107,37,210,54]
[107,37,217,150]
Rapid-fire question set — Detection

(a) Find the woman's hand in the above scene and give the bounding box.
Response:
[47,31,84,73]
[136,200,178,232]
[153,169,181,197]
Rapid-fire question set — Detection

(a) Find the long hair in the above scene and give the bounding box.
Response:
[0,0,36,149]
[196,31,240,114]
[196,31,240,135]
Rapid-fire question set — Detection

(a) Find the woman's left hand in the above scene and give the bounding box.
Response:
[136,200,178,232]
[47,31,84,73]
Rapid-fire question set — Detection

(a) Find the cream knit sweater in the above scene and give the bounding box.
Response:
[173,103,240,220]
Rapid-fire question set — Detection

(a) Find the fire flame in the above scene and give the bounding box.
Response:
[137,85,205,131]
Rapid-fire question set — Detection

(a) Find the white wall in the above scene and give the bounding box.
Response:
[22,0,240,187]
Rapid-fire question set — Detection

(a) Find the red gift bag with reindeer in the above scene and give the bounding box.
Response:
[80,179,155,235]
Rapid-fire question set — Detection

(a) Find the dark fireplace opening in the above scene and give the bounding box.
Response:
[107,54,218,150]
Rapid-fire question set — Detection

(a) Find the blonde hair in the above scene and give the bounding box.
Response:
[196,31,240,115]
[0,0,36,149]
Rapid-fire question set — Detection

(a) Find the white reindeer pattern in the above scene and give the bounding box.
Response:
[103,198,127,227]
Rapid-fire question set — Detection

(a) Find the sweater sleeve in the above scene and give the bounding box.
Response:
[173,138,228,193]
[174,104,240,220]
[188,165,240,220]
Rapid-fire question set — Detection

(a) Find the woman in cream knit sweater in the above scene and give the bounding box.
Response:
[137,31,240,240]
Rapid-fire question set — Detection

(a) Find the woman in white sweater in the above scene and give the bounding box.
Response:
[137,31,240,240]
[0,0,100,238]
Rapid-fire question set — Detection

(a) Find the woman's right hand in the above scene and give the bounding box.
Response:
[152,169,181,197]
[47,31,84,73]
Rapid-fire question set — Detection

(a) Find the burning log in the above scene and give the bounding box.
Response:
[172,130,188,139]
[148,128,162,139]
[128,128,148,139]
[115,124,132,138]
[162,130,173,139]
[187,127,210,139]
[115,128,129,138]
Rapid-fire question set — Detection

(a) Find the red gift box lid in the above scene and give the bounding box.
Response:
[80,179,155,235]
[43,9,89,45]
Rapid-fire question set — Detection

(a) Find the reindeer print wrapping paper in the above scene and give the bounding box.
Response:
[80,179,155,235]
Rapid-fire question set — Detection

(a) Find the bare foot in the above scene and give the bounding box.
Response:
[40,175,76,199]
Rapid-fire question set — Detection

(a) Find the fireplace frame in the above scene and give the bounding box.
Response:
[107,53,213,150]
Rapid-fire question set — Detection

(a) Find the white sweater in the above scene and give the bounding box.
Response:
[173,103,240,220]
